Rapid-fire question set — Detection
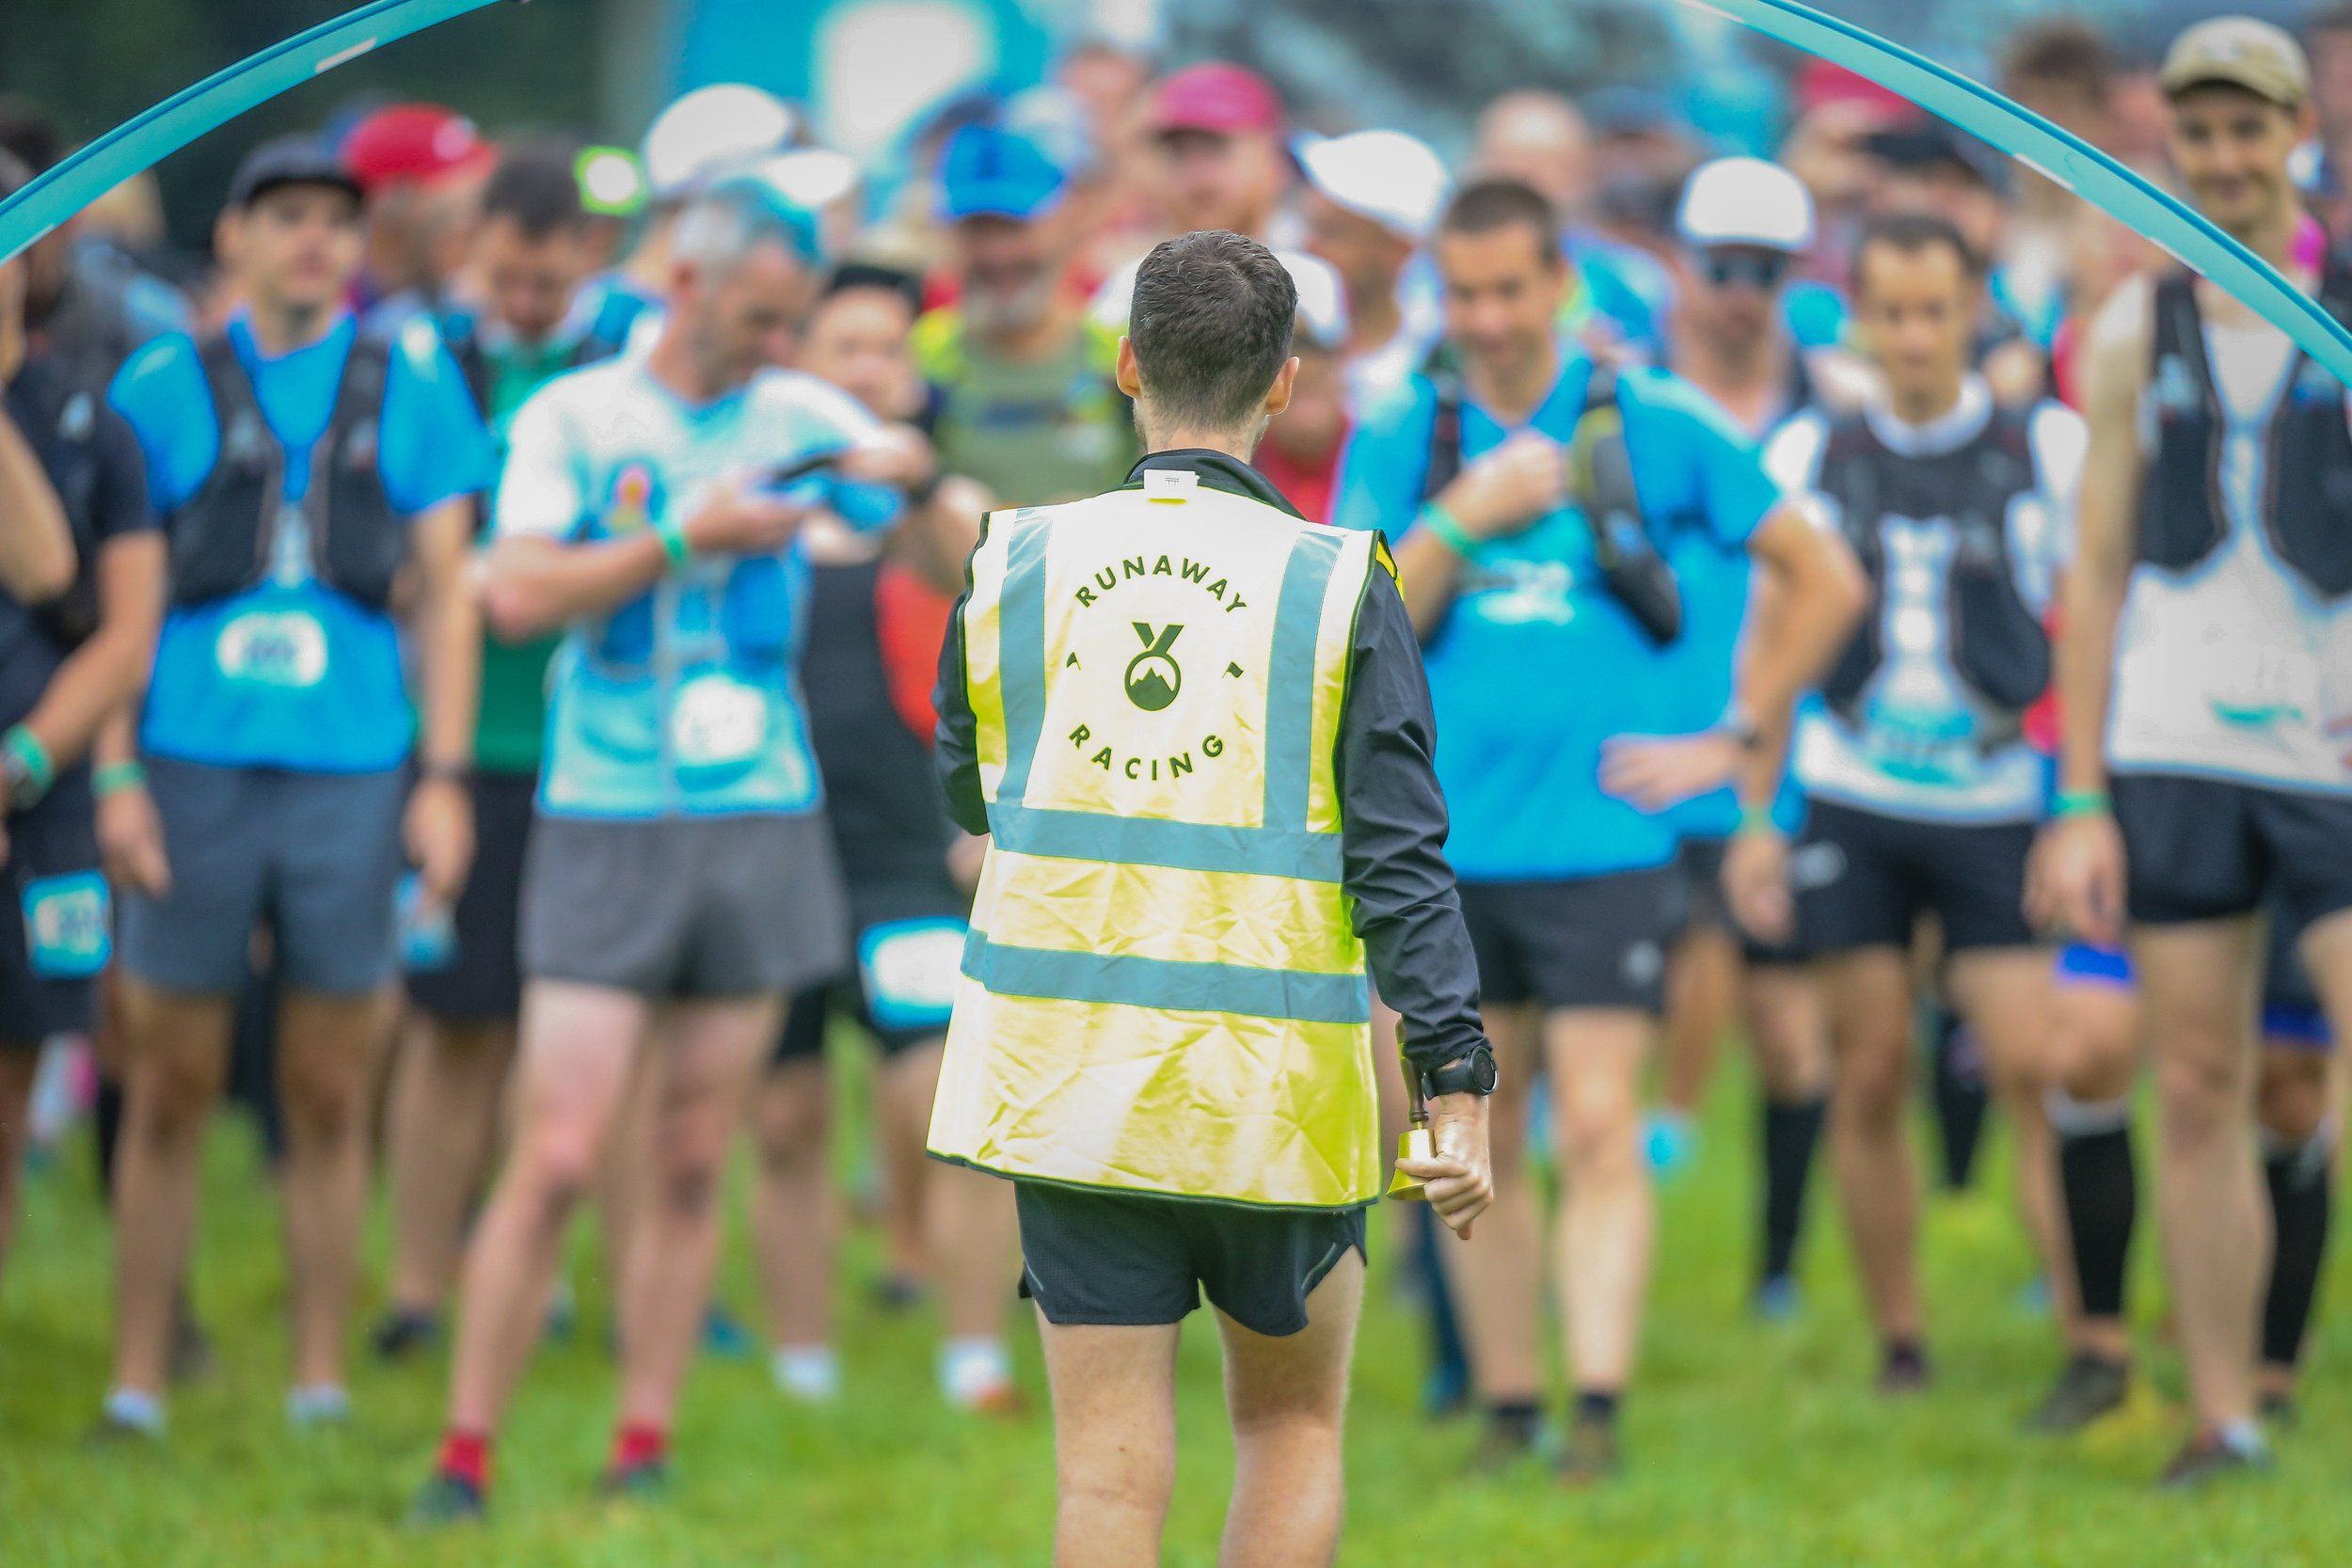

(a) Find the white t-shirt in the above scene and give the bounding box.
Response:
[1772,377,2083,823]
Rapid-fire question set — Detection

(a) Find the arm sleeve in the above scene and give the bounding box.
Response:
[932,572,987,837]
[1335,563,1486,1076]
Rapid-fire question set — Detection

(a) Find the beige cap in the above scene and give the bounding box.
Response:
[2159,18,2311,107]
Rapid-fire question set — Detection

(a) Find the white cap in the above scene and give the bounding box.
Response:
[1276,249,1351,351]
[1677,157,1816,254]
[642,84,798,199]
[1296,129,1452,243]
[748,148,861,213]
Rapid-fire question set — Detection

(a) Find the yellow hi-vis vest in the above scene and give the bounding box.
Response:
[928,467,1385,1210]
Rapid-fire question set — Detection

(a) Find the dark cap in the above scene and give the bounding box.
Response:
[228,135,362,210]
[1865,123,2011,194]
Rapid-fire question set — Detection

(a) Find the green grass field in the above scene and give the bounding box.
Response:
[4,1051,2349,1568]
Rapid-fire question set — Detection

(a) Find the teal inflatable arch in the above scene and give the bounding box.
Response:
[4,0,2348,386]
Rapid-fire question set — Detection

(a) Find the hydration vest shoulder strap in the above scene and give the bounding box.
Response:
[2153,271,2217,408]
[1419,374,1464,504]
[1570,362,1642,533]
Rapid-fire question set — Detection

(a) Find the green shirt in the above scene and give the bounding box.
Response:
[913,309,1137,506]
[469,334,581,776]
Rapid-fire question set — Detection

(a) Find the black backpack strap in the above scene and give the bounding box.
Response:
[2153,271,2216,406]
[1418,373,1465,504]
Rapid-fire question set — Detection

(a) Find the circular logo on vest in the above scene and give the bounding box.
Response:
[1124,622,1185,711]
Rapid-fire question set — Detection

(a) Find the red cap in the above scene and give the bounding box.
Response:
[342,103,495,193]
[1794,60,1921,125]
[1152,63,1283,137]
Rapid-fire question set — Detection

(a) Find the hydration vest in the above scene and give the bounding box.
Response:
[165,331,404,611]
[16,355,108,647]
[2141,261,2352,601]
[1816,403,2052,738]
[928,472,1386,1210]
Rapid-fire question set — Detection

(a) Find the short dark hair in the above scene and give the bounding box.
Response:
[1127,230,1296,432]
[0,96,58,175]
[1999,19,2116,102]
[481,146,587,239]
[0,149,31,206]
[1438,178,1563,265]
[1851,211,1983,295]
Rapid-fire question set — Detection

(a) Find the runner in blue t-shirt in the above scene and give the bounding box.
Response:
[1330,177,1863,1481]
[95,137,490,1442]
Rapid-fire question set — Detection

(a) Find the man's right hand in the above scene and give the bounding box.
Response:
[97,783,172,900]
[1438,433,1570,544]
[1396,1090,1495,1239]
[2026,810,2127,949]
[681,480,812,558]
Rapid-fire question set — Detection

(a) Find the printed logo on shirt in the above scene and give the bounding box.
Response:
[215,610,329,689]
[1124,624,1184,711]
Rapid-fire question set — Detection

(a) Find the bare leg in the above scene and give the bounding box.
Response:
[1217,1253,1365,1568]
[1746,965,1831,1104]
[1546,1007,1655,1394]
[887,1042,1018,1348]
[612,993,782,1430]
[1819,949,1923,1352]
[275,986,397,1390]
[874,1042,931,1288]
[109,981,234,1401]
[751,1054,833,1354]
[2136,917,2265,1433]
[443,981,648,1436]
[384,1011,517,1316]
[1038,1312,1180,1568]
[1661,924,1739,1121]
[1431,1002,1543,1407]
[1947,949,2076,1336]
[0,1045,37,1290]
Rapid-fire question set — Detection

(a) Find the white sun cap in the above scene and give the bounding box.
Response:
[1677,156,1816,254]
[1295,129,1452,243]
[643,84,799,200]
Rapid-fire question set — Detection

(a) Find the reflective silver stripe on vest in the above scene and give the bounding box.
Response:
[961,929,1372,1024]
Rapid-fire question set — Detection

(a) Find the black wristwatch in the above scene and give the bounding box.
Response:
[1422,1043,1499,1099]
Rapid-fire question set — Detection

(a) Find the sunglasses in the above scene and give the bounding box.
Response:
[1700,251,1793,291]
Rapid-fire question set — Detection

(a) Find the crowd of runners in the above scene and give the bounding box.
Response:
[1,6,2349,1515]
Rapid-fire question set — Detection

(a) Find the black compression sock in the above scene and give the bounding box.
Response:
[1486,1401,1543,1442]
[94,1073,124,1198]
[1929,1010,1988,1192]
[1573,1388,1620,1427]
[2262,1137,2334,1370]
[2058,1120,2137,1322]
[1761,1095,1827,1284]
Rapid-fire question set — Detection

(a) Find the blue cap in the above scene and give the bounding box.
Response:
[938,123,1064,223]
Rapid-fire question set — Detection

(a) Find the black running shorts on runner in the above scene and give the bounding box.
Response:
[1456,863,1688,1015]
[772,879,969,1063]
[2115,771,2352,932]
[405,771,537,1023]
[1796,800,2038,957]
[0,771,102,1047]
[1013,1180,1367,1338]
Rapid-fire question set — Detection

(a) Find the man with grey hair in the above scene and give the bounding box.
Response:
[413,182,948,1522]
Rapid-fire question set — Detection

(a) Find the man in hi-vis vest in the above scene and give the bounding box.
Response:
[931,230,1496,1565]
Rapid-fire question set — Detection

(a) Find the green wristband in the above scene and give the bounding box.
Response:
[3,725,54,800]
[1419,502,1479,558]
[2053,788,2112,819]
[93,760,147,798]
[1736,801,1781,838]
[655,517,692,571]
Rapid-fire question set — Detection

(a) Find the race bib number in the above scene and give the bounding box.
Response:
[859,918,966,1031]
[215,610,329,689]
[22,871,111,980]
[671,673,771,769]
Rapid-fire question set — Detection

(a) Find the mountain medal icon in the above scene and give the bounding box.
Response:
[1125,623,1184,711]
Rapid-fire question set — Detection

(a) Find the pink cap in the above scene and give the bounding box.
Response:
[343,103,495,193]
[1152,62,1283,137]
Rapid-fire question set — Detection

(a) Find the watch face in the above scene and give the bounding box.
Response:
[1471,1047,1500,1093]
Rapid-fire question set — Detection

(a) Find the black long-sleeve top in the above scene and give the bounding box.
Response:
[933,448,1485,1077]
